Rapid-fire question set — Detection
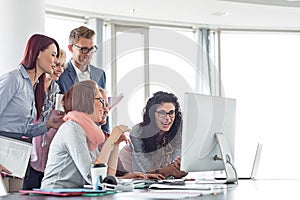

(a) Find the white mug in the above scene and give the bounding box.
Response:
[55,93,64,112]
[91,163,107,190]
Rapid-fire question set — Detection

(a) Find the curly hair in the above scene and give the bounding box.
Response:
[139,91,182,153]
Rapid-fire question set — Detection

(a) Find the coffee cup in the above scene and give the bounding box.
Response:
[91,163,107,190]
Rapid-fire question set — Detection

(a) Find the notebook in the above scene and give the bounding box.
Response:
[0,135,32,178]
[239,143,263,180]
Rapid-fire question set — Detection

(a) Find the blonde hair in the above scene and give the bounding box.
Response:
[59,49,66,60]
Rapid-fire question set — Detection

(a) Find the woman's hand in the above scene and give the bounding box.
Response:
[172,156,181,170]
[145,173,165,180]
[119,172,165,180]
[108,125,130,145]
[0,164,12,174]
[46,110,65,129]
[115,133,131,145]
[158,161,188,179]
[119,172,147,179]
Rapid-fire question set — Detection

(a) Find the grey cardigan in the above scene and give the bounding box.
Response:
[41,120,97,189]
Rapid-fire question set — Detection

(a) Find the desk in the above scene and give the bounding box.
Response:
[0,180,299,199]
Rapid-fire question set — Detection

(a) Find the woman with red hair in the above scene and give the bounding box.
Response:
[0,34,64,136]
[0,34,64,192]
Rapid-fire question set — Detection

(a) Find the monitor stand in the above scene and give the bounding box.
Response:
[215,132,238,184]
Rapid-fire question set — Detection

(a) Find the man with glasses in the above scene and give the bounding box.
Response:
[57,26,109,132]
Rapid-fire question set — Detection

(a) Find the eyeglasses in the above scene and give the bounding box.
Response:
[72,44,98,54]
[155,110,176,118]
[94,97,105,107]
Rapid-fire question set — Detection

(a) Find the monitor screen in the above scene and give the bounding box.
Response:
[181,93,236,177]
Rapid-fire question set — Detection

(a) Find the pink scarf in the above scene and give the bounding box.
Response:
[63,111,105,151]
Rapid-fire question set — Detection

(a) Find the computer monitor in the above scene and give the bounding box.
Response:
[180,93,237,183]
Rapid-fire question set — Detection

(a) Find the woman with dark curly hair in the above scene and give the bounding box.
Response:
[120,91,187,179]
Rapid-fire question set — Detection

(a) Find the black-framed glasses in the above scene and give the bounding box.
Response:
[155,110,176,118]
[72,44,98,54]
[94,97,105,107]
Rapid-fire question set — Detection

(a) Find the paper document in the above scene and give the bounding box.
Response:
[0,136,32,178]
[149,183,212,190]
[108,93,124,111]
[149,181,228,190]
[119,190,215,199]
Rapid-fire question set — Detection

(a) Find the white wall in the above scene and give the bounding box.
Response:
[0,0,45,76]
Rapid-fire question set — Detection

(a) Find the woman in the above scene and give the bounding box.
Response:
[23,49,67,190]
[98,88,164,180]
[0,34,63,135]
[120,91,187,179]
[41,80,129,189]
[0,34,63,192]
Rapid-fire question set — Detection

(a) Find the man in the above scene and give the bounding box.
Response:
[57,26,109,132]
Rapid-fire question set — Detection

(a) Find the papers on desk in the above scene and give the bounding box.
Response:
[149,183,227,190]
[123,179,225,199]
[149,179,228,190]
[0,136,32,178]
[119,190,205,199]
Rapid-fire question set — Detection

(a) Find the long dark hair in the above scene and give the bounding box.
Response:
[139,91,182,153]
[20,34,60,120]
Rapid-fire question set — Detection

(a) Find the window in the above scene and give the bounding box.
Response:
[45,15,86,60]
[109,25,197,127]
[220,31,300,179]
[149,28,197,106]
[112,26,146,126]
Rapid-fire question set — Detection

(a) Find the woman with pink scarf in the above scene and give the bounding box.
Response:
[41,80,129,189]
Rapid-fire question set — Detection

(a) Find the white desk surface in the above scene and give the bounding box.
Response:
[0,179,299,199]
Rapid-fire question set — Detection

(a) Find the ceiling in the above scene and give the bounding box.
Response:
[46,0,300,30]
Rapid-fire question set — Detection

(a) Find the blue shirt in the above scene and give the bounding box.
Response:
[26,81,61,137]
[0,65,37,134]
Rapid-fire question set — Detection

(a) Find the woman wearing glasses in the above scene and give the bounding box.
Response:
[120,91,187,179]
[98,88,165,180]
[41,80,129,189]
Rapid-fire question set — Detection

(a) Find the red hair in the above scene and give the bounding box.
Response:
[21,34,60,120]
